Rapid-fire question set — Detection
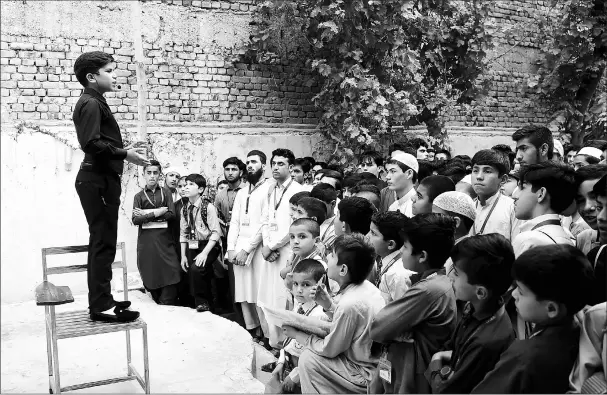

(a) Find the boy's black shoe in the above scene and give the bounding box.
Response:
[115,300,131,309]
[196,301,211,312]
[90,307,140,323]
[261,361,277,373]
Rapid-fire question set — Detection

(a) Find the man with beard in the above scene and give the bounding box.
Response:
[258,148,303,349]
[227,150,272,343]
[215,157,247,322]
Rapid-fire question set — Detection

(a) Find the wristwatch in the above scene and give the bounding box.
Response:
[439,366,452,380]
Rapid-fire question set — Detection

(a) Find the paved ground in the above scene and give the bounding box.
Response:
[1,291,265,393]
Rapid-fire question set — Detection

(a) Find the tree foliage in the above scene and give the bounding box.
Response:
[247,0,494,164]
[532,0,607,145]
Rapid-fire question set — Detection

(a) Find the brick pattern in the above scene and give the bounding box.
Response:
[152,0,256,12]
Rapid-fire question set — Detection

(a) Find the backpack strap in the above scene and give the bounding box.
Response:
[537,230,557,244]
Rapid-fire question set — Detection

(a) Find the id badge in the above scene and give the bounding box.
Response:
[242,214,250,226]
[142,221,168,229]
[270,222,278,232]
[188,240,199,249]
[379,353,392,383]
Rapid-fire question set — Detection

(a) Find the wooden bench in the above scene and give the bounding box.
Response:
[36,242,150,394]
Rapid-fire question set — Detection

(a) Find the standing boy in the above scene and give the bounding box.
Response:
[385,152,419,216]
[574,164,607,254]
[335,197,375,237]
[411,175,455,215]
[472,245,594,394]
[369,213,458,394]
[132,161,181,305]
[179,174,223,313]
[427,234,516,393]
[294,197,327,225]
[291,158,313,191]
[73,51,149,322]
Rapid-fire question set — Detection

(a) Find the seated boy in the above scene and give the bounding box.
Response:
[512,162,577,258]
[284,234,385,394]
[427,234,516,393]
[335,196,376,237]
[367,211,416,303]
[267,259,329,394]
[179,173,223,312]
[411,175,455,216]
[293,197,327,225]
[369,213,458,394]
[289,191,311,221]
[472,244,594,393]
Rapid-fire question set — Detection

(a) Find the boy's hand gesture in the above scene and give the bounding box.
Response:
[154,206,168,217]
[194,251,209,267]
[235,250,249,266]
[310,276,332,310]
[125,148,150,166]
[180,256,189,272]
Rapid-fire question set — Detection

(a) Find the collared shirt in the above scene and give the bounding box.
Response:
[512,213,575,257]
[320,215,337,252]
[132,185,175,226]
[379,186,396,213]
[214,181,247,226]
[73,87,127,175]
[388,187,416,217]
[262,177,303,250]
[577,228,601,255]
[427,302,515,394]
[378,250,415,304]
[179,196,222,243]
[469,192,521,241]
[561,212,591,237]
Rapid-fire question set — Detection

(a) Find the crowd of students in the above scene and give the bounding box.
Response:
[131,125,607,394]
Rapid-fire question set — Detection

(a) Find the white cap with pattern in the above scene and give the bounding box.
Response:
[390,152,419,173]
[433,191,476,222]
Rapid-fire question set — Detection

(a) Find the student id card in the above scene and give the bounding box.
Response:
[379,351,392,383]
[188,240,199,249]
[242,214,250,226]
[269,222,278,232]
[142,221,168,229]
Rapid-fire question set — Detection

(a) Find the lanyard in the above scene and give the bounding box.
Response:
[187,203,197,239]
[472,193,501,235]
[273,179,293,212]
[452,305,504,370]
[245,179,266,214]
[531,219,561,230]
[375,254,400,288]
[144,187,164,208]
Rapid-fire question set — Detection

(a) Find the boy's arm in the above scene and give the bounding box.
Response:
[132,194,155,226]
[75,100,127,160]
[388,270,413,302]
[227,192,241,251]
[158,187,175,221]
[261,192,271,247]
[298,304,358,358]
[179,207,188,243]
[471,344,529,394]
[370,285,434,343]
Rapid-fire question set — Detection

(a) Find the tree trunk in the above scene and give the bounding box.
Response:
[570,65,606,146]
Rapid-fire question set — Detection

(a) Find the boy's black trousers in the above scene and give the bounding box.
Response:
[75,170,121,313]
[187,241,220,309]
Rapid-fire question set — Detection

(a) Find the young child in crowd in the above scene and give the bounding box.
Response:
[310,183,339,251]
[294,197,327,225]
[472,244,594,393]
[289,191,311,221]
[427,234,515,393]
[179,173,223,313]
[281,218,325,283]
[367,211,416,303]
[370,213,458,394]
[574,164,607,254]
[267,259,328,394]
[470,149,520,240]
[500,170,519,197]
[216,179,229,194]
[411,175,455,215]
[284,234,385,394]
[335,196,375,237]
[292,158,313,191]
[384,152,419,216]
[512,162,577,258]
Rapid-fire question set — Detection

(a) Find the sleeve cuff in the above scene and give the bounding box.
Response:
[116,148,128,160]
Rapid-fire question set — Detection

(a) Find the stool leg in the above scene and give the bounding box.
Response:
[142,326,150,394]
[126,329,132,376]
[49,307,61,394]
[45,306,54,393]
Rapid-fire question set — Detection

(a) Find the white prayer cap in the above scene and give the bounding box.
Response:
[390,152,419,173]
[578,147,603,159]
[433,191,476,222]
[460,174,472,185]
[553,139,564,157]
[165,167,187,177]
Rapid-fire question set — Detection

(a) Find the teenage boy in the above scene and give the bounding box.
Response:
[573,145,603,171]
[436,149,451,162]
[179,173,223,312]
[384,152,419,216]
[164,167,184,204]
[370,213,458,394]
[133,160,181,305]
[409,137,429,160]
[319,169,343,193]
[512,125,553,167]
[259,148,304,348]
[359,151,387,188]
[73,51,149,322]
[574,165,607,254]
[472,244,594,394]
[284,234,385,394]
[512,162,577,257]
[411,175,455,215]
[228,150,271,341]
[351,183,382,210]
[335,197,375,237]
[427,234,516,393]
[289,191,311,221]
[470,149,521,241]
[367,211,416,303]
[310,183,339,251]
[292,158,313,190]
[294,197,327,225]
[432,191,476,244]
[587,174,606,305]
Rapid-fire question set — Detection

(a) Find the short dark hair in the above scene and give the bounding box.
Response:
[417,160,435,183]
[360,150,384,167]
[73,51,115,87]
[304,156,317,166]
[217,179,229,187]
[386,158,418,183]
[289,191,311,206]
[351,183,381,197]
[343,174,364,190]
[388,142,409,156]
[314,161,328,169]
[518,162,576,213]
[371,211,406,250]
[223,157,246,171]
[319,169,343,191]
[294,158,312,173]
[576,153,601,165]
[436,149,452,160]
[333,233,376,285]
[143,159,162,173]
[472,149,511,176]
[451,234,515,297]
[310,183,338,204]
[409,137,428,150]
[338,196,375,235]
[512,125,554,159]
[563,143,579,156]
[419,175,456,202]
[292,258,326,282]
[297,197,327,225]
[514,245,594,316]
[185,173,207,190]
[291,217,321,238]
[271,148,295,165]
[492,144,516,170]
[247,150,267,164]
[399,213,456,269]
[439,163,467,184]
[574,164,607,188]
[592,174,607,197]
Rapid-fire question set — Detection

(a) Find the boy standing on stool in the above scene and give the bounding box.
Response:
[73,51,149,323]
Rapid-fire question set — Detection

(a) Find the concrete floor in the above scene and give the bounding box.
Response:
[1,291,266,393]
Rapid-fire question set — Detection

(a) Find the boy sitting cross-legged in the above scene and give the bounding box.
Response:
[369,213,458,394]
[472,244,594,394]
[427,233,516,393]
[283,234,385,394]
